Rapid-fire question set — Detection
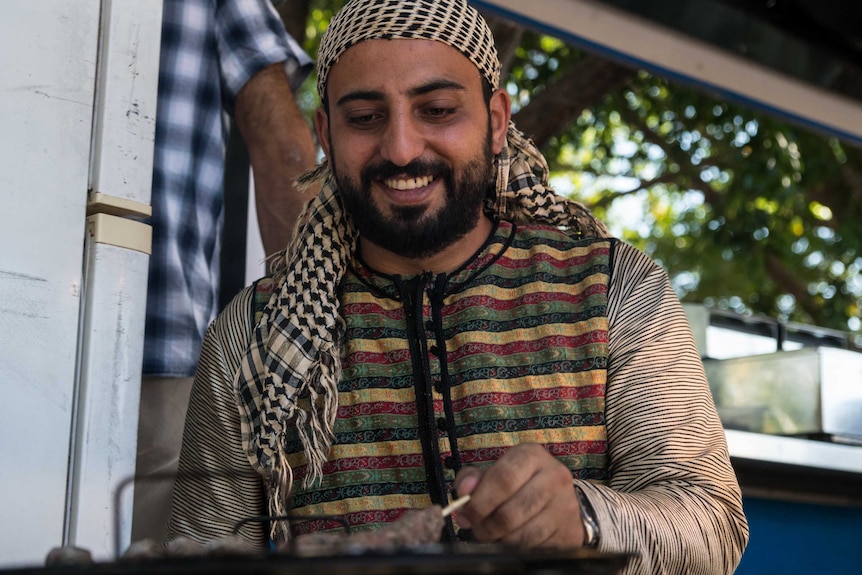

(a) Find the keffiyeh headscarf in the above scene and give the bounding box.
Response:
[234,0,609,533]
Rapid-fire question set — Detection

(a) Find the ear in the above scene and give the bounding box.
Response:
[488,88,511,155]
[314,106,331,157]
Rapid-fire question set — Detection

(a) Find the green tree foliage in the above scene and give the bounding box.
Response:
[525,51,861,341]
[292,1,861,343]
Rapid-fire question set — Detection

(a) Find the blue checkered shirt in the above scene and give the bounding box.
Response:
[144,0,313,377]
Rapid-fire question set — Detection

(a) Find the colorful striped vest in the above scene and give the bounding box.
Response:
[273,220,613,539]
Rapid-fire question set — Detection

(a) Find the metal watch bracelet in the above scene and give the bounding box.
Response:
[574,484,601,548]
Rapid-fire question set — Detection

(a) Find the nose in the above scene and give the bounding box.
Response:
[379,112,425,167]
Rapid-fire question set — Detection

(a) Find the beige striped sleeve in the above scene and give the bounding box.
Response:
[575,242,749,574]
[166,285,267,547]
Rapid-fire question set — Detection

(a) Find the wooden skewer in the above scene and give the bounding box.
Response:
[441,494,472,517]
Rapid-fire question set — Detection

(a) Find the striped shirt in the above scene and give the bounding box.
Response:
[168,222,748,574]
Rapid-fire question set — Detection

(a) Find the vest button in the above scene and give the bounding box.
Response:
[444,456,456,469]
[436,417,447,431]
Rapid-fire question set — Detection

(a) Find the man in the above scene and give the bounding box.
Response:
[133,0,316,542]
[167,0,749,572]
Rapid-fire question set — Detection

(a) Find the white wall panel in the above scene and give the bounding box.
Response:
[0,0,101,566]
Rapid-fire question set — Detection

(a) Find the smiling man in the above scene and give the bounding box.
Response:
[320,38,502,270]
[166,1,748,573]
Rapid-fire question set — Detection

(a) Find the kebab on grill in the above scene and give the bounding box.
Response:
[285,495,470,556]
[45,496,472,565]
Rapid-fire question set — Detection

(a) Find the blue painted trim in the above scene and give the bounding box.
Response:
[735,497,862,575]
[471,0,862,147]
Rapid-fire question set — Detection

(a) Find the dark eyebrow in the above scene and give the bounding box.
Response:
[336,90,384,107]
[335,79,466,107]
[409,79,466,97]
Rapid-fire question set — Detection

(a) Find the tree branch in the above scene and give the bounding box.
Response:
[617,105,726,208]
[277,0,312,45]
[513,55,636,149]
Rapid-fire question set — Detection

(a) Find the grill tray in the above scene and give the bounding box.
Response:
[4,545,634,575]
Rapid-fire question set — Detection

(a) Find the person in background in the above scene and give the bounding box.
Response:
[167,0,749,573]
[132,0,316,542]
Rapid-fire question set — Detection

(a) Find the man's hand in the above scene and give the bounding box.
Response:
[453,443,586,549]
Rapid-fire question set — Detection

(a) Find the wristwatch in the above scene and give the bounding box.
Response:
[575,485,601,548]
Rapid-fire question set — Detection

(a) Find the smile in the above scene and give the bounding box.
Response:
[383,175,435,190]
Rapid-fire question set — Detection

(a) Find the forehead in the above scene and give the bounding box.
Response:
[326,38,484,100]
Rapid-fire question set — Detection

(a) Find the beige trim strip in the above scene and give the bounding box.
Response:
[87,213,152,255]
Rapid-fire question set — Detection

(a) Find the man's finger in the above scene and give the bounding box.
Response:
[454,465,483,497]
[452,466,485,529]
[453,445,545,538]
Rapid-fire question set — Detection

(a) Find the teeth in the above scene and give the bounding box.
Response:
[384,175,433,190]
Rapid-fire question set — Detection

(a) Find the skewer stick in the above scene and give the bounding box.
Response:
[441,494,472,517]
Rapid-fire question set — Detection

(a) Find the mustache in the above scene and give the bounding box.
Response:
[361,159,450,184]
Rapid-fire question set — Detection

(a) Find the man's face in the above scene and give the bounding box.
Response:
[316,39,510,261]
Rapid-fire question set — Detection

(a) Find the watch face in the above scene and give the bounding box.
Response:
[583,516,599,548]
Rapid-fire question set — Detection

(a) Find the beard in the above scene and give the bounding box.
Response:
[329,128,495,260]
